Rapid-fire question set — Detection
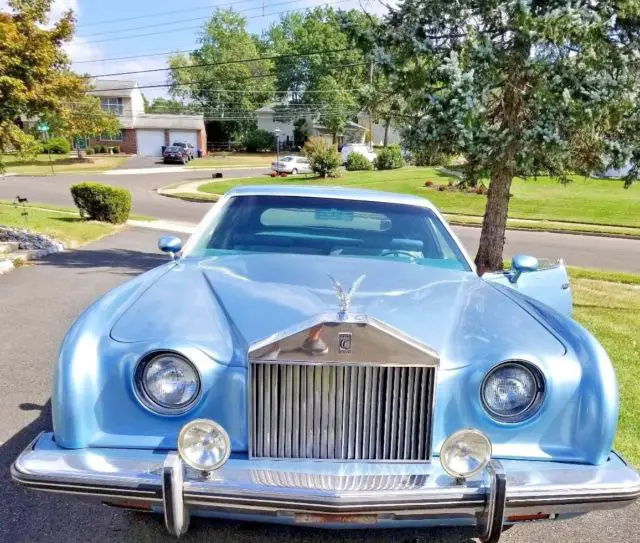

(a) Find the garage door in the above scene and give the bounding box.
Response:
[169,130,198,148]
[136,130,165,156]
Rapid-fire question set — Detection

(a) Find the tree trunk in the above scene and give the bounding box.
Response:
[383,117,391,147]
[474,162,514,274]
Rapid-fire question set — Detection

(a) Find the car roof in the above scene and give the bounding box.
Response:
[225,184,438,210]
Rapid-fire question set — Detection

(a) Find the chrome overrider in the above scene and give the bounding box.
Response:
[12,432,640,541]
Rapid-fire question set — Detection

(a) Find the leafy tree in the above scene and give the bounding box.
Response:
[44,94,120,157]
[168,9,274,140]
[0,1,120,165]
[147,97,201,114]
[378,0,640,272]
[303,136,342,177]
[264,8,368,143]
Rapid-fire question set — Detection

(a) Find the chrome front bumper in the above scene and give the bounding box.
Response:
[12,433,640,541]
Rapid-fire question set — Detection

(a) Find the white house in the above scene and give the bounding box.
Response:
[87,80,207,156]
[255,106,369,147]
[357,112,403,146]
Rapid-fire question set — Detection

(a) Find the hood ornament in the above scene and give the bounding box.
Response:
[328,274,366,316]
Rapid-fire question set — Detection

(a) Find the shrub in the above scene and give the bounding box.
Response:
[345,152,373,171]
[43,137,71,155]
[111,146,120,154]
[70,182,132,224]
[93,145,101,154]
[437,184,447,191]
[242,129,276,152]
[424,179,434,187]
[99,145,108,153]
[85,149,94,156]
[375,146,404,170]
[303,137,342,178]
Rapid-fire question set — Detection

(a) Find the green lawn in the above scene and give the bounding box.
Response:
[1,154,127,174]
[188,152,278,169]
[199,167,640,229]
[570,270,640,464]
[0,202,119,246]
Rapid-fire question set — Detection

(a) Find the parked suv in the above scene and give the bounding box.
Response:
[163,146,189,165]
[172,142,195,160]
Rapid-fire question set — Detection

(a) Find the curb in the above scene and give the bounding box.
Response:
[448,220,640,240]
[156,191,219,203]
[0,246,64,275]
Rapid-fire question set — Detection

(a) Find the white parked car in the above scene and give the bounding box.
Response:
[341,144,377,164]
[271,156,312,175]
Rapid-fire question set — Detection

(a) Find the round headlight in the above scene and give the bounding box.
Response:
[440,428,492,479]
[481,361,544,422]
[178,419,231,471]
[136,352,200,414]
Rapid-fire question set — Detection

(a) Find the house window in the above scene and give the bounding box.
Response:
[99,130,124,142]
[100,97,123,115]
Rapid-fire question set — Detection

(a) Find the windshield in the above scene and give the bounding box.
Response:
[187,195,471,271]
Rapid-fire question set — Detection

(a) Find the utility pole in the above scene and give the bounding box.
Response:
[368,60,374,149]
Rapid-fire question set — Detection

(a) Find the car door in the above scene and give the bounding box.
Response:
[299,158,312,173]
[483,260,573,316]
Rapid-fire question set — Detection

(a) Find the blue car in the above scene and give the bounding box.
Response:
[12,185,640,540]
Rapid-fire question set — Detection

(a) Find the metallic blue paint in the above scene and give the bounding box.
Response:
[53,253,613,464]
[158,235,182,254]
[31,186,633,531]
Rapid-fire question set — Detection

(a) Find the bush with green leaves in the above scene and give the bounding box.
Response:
[43,137,71,155]
[70,182,132,224]
[111,146,120,154]
[93,145,101,154]
[85,148,94,155]
[345,152,373,171]
[375,145,404,170]
[99,145,107,153]
[242,129,276,152]
[303,137,342,178]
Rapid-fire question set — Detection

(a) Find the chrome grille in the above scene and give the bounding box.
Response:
[250,363,435,461]
[250,470,429,490]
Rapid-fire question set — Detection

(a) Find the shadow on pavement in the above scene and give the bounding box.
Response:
[36,246,167,275]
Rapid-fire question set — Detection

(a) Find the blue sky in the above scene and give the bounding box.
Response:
[0,0,389,100]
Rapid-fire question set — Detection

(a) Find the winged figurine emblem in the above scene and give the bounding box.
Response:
[327,274,366,315]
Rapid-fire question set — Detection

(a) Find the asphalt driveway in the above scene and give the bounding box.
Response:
[0,228,638,542]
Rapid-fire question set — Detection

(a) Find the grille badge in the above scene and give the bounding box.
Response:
[338,332,352,354]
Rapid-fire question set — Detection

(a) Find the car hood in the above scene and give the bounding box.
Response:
[111,253,565,369]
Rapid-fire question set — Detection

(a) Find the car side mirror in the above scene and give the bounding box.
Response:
[158,236,182,260]
[510,254,539,283]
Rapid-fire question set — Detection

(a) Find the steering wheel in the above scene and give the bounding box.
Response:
[381,249,419,261]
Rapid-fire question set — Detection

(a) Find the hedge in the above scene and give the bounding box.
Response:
[345,152,373,171]
[70,182,132,224]
[375,145,405,170]
[43,137,71,155]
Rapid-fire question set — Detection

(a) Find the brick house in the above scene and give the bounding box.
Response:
[87,80,207,156]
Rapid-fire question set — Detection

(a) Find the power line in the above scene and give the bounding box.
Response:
[76,0,265,28]
[76,0,304,39]
[83,48,352,79]
[74,49,196,65]
[76,2,349,45]
[85,61,368,92]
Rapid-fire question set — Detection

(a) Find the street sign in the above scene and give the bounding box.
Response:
[37,123,49,132]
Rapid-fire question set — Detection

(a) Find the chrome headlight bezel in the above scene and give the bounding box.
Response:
[480,360,545,423]
[134,351,201,416]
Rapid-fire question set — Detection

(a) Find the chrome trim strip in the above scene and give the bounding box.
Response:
[11,438,640,523]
